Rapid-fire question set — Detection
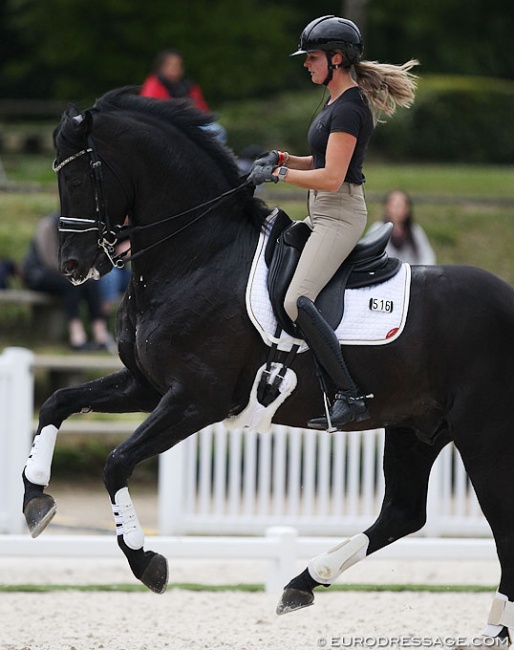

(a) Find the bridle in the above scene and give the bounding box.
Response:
[53,134,250,269]
[54,136,125,267]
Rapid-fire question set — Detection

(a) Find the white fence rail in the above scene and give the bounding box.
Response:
[158,424,490,537]
[0,347,33,534]
[0,347,491,541]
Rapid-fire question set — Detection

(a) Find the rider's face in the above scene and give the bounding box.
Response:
[303,51,328,85]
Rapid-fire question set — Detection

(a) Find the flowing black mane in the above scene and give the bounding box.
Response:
[56,87,239,183]
[54,86,269,231]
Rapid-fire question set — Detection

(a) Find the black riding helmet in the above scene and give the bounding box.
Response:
[291,15,364,76]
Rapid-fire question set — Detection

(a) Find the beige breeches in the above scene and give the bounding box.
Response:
[284,182,367,322]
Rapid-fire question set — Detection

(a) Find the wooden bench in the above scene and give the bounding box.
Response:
[31,354,141,436]
[0,289,67,342]
[33,353,123,372]
[33,352,123,395]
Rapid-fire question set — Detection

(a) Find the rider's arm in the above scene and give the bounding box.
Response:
[274,131,356,192]
[285,154,313,170]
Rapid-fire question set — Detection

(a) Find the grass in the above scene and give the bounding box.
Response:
[364,162,514,198]
[0,190,58,261]
[262,160,514,285]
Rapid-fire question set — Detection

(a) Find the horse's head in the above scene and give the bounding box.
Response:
[53,108,129,285]
[54,87,269,285]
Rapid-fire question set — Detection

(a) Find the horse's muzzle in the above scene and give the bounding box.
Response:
[61,249,110,284]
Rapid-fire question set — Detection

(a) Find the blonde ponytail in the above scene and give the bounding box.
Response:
[353,59,420,122]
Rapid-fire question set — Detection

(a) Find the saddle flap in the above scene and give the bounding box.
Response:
[264,209,293,267]
[267,221,400,337]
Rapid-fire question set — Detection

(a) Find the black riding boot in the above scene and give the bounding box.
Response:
[295,296,370,430]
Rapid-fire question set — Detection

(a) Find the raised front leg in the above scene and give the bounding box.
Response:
[23,369,160,537]
[102,383,230,594]
[277,426,450,614]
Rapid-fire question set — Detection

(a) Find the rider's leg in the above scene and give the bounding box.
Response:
[283,184,368,429]
[295,296,370,429]
[283,184,367,322]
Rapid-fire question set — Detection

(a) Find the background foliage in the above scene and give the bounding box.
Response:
[1,0,512,104]
[219,75,514,164]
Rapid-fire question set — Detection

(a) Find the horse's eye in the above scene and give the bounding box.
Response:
[71,179,82,188]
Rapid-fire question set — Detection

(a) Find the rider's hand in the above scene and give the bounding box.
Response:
[254,150,280,167]
[248,162,278,185]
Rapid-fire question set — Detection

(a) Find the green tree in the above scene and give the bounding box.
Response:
[1,0,512,103]
[3,0,300,103]
[366,0,513,79]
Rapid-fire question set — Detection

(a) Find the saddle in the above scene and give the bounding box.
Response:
[266,210,401,338]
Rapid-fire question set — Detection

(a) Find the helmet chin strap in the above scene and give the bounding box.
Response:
[323,51,340,86]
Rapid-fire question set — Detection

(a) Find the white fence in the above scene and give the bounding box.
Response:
[0,347,33,534]
[158,424,490,538]
[0,347,491,541]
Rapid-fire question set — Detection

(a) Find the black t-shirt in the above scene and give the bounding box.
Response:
[307,87,373,184]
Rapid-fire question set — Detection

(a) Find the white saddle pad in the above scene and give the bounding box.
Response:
[246,211,412,352]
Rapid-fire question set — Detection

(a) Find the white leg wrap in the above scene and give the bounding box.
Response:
[112,487,145,551]
[483,592,514,637]
[308,533,369,585]
[24,425,58,486]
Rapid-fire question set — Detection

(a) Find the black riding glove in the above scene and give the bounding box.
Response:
[254,150,280,167]
[248,162,278,185]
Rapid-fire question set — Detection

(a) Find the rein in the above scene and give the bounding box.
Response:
[54,137,251,268]
[119,183,249,265]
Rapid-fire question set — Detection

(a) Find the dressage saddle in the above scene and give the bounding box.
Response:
[265,210,401,338]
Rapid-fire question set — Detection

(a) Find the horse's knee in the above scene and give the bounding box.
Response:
[103,448,131,495]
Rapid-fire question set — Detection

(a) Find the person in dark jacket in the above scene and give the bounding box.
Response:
[22,214,110,351]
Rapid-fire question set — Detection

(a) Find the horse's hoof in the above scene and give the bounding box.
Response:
[276,587,315,615]
[140,552,168,594]
[23,494,57,538]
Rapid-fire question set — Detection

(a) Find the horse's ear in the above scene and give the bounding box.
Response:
[64,107,92,135]
[66,103,81,118]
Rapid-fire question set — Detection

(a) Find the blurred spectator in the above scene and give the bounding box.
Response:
[22,213,111,351]
[371,190,436,265]
[0,258,18,288]
[141,48,226,142]
[97,239,131,319]
[141,48,210,111]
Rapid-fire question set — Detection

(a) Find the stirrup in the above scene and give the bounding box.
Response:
[308,390,372,431]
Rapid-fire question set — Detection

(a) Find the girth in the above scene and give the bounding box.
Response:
[266,211,401,338]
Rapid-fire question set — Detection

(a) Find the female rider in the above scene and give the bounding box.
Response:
[249,15,418,430]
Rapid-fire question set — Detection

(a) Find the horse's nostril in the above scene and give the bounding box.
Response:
[63,259,77,275]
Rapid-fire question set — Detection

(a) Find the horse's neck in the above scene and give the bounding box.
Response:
[129,201,260,275]
[119,133,261,267]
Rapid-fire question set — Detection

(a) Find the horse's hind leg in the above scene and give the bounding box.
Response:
[455,432,514,643]
[277,426,450,614]
[23,369,159,537]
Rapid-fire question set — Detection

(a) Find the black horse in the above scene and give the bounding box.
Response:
[22,87,514,639]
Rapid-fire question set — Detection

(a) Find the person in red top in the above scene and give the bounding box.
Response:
[141,48,226,142]
[140,49,210,112]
